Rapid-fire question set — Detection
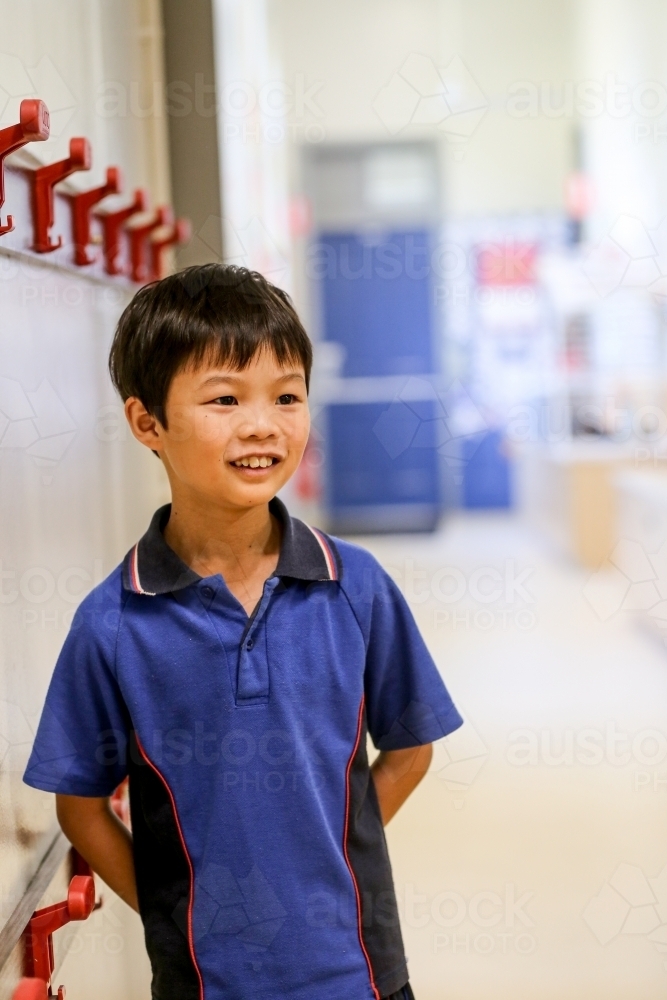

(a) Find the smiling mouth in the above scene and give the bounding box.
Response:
[231,456,278,469]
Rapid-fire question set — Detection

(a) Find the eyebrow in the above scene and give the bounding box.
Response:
[199,371,306,388]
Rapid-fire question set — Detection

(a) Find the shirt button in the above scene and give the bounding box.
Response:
[201,586,213,598]
[246,638,254,650]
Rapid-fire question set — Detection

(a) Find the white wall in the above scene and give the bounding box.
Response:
[0,0,171,199]
[576,0,667,238]
[271,0,576,218]
[0,2,171,997]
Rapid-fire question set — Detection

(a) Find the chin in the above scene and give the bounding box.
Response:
[230,483,281,507]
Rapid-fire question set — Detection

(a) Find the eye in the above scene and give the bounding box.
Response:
[211,396,237,406]
[277,394,297,405]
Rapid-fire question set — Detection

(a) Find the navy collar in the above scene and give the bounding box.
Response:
[122,497,340,596]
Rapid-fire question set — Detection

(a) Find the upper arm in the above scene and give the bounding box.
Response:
[348,555,464,750]
[375,742,433,775]
[56,792,109,815]
[24,590,131,797]
[55,792,110,830]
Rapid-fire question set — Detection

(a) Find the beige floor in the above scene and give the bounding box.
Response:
[362,512,667,1000]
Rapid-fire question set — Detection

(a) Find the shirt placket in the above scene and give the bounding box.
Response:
[236,576,279,704]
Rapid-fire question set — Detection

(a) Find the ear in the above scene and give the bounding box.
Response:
[124,397,164,453]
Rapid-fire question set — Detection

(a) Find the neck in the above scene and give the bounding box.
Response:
[163,490,280,579]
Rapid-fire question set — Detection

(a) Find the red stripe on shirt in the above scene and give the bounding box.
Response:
[130,544,142,593]
[308,526,338,580]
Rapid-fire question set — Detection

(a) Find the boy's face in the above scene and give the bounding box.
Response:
[126,348,310,510]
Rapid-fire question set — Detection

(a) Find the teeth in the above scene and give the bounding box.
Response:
[233,457,274,468]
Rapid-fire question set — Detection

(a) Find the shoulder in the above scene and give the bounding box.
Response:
[326,535,402,622]
[329,534,386,580]
[75,563,126,614]
[65,564,127,653]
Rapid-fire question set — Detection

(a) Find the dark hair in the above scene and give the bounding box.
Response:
[109,264,312,427]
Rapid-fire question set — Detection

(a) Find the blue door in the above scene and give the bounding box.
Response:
[317,230,442,533]
[461,431,512,508]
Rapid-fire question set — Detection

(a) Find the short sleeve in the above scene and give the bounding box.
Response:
[363,567,463,750]
[23,595,130,796]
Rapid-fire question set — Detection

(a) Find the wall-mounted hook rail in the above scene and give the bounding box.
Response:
[0,99,50,237]
[110,776,131,827]
[12,978,48,1000]
[95,188,148,275]
[64,166,122,265]
[28,138,91,253]
[150,217,191,281]
[22,874,95,993]
[126,205,171,283]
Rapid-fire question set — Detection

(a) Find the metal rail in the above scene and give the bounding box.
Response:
[0,832,70,972]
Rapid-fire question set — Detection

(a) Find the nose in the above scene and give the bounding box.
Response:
[236,401,279,439]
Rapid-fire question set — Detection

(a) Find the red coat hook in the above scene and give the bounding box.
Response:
[64,166,122,265]
[23,875,95,994]
[28,137,91,253]
[12,979,48,1000]
[126,205,171,283]
[110,776,131,827]
[95,188,148,275]
[150,217,192,281]
[0,99,50,236]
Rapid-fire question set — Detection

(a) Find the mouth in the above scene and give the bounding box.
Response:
[230,455,280,470]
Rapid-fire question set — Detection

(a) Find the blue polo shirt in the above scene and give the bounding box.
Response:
[24,499,463,1000]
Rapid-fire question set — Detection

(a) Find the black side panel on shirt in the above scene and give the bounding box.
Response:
[346,713,409,998]
[128,731,200,1000]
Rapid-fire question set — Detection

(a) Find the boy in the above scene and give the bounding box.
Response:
[24,265,463,1000]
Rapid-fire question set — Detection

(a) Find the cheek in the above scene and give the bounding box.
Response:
[163,403,196,444]
[163,412,233,476]
[279,410,310,446]
[192,409,234,448]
